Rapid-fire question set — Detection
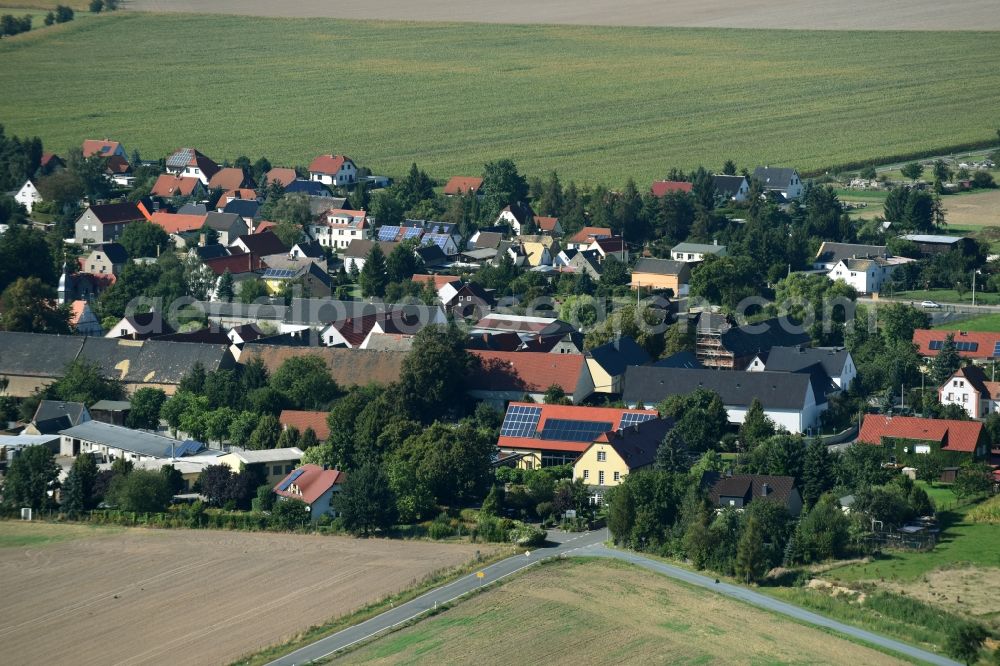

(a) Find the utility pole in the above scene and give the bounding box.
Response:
[973,269,977,306]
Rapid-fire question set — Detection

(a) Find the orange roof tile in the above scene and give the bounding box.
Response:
[443,176,484,195]
[569,226,612,244]
[912,329,1000,360]
[208,167,250,191]
[858,414,983,453]
[273,464,344,504]
[150,212,207,235]
[151,174,201,198]
[497,401,658,454]
[651,180,693,197]
[309,154,350,175]
[265,167,298,188]
[82,139,122,158]
[411,274,461,290]
[470,351,587,394]
[279,410,330,441]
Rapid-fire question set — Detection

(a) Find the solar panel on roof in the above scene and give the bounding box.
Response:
[264,268,296,279]
[277,468,305,492]
[957,341,979,352]
[993,342,1000,357]
[618,412,657,430]
[378,226,400,241]
[499,405,542,438]
[928,340,943,351]
[402,227,422,240]
[540,418,613,442]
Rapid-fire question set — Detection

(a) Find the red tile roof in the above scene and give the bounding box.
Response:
[217,189,260,207]
[264,167,298,188]
[254,220,277,234]
[651,180,693,197]
[40,152,61,168]
[912,329,1000,360]
[151,174,201,198]
[535,216,559,232]
[411,274,461,290]
[82,139,122,158]
[569,226,612,244]
[69,300,89,327]
[443,176,483,196]
[470,351,587,394]
[857,414,983,453]
[105,155,131,174]
[273,464,343,505]
[203,252,266,276]
[208,167,250,191]
[279,410,330,441]
[497,401,658,454]
[150,211,206,235]
[309,154,350,175]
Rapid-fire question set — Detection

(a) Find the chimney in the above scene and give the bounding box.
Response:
[713,239,718,246]
[199,233,207,247]
[761,483,771,497]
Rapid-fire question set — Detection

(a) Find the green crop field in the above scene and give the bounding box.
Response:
[934,312,1000,331]
[339,559,910,665]
[0,13,998,184]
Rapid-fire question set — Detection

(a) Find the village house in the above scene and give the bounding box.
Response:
[938,365,1000,419]
[813,242,888,271]
[439,281,495,319]
[82,139,127,160]
[753,166,804,200]
[650,180,693,197]
[150,173,206,200]
[497,401,659,469]
[218,448,304,486]
[204,211,248,246]
[630,258,690,295]
[573,417,674,501]
[912,329,1000,361]
[702,472,803,516]
[215,188,259,211]
[342,239,400,272]
[278,410,330,442]
[81,242,129,276]
[150,211,208,247]
[261,263,332,298]
[208,167,253,192]
[264,167,298,188]
[623,366,827,434]
[899,234,977,257]
[60,420,203,463]
[535,216,562,236]
[519,234,558,267]
[24,400,91,435]
[857,414,988,461]
[165,148,220,185]
[230,229,288,256]
[826,255,912,294]
[566,226,612,250]
[308,154,357,187]
[468,351,595,408]
[586,336,651,395]
[240,344,408,389]
[497,202,536,235]
[273,464,345,521]
[105,311,176,340]
[308,208,371,250]
[693,313,810,370]
[14,180,41,213]
[471,313,575,338]
[39,152,65,175]
[75,202,147,245]
[712,174,749,202]
[443,176,483,196]
[89,400,132,427]
[69,300,103,336]
[589,236,628,263]
[746,345,855,391]
[670,241,726,263]
[104,155,133,187]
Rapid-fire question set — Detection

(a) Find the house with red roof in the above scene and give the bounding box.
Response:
[307,208,371,250]
[165,148,220,185]
[938,365,1000,419]
[273,464,345,521]
[534,216,562,236]
[443,176,483,196]
[278,410,330,442]
[589,236,628,263]
[912,329,1000,361]
[69,300,103,336]
[150,211,208,243]
[308,154,357,187]
[82,139,126,160]
[151,173,206,200]
[572,417,674,494]
[857,414,988,461]
[497,401,659,468]
[651,180,693,197]
[264,167,298,188]
[566,226,612,250]
[469,351,595,408]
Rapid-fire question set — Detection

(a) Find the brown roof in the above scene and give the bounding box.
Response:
[343,238,399,259]
[151,174,202,198]
[535,216,559,232]
[858,414,984,453]
[469,351,586,393]
[443,176,483,195]
[234,230,289,255]
[273,464,343,504]
[217,189,260,207]
[150,212,206,235]
[569,226,612,244]
[411,274,461,290]
[87,202,145,224]
[202,252,265,276]
[308,154,351,175]
[208,167,251,191]
[82,139,122,158]
[264,167,298,188]
[651,180,693,197]
[706,473,797,506]
[278,410,330,441]
[242,347,407,387]
[105,155,131,175]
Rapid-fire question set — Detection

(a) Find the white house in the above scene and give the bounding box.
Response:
[813,242,888,271]
[939,365,1000,419]
[497,202,535,235]
[752,166,804,200]
[273,464,345,521]
[670,241,727,263]
[746,345,856,392]
[827,256,912,294]
[308,155,357,187]
[14,180,42,213]
[307,208,371,250]
[712,175,750,202]
[164,148,220,186]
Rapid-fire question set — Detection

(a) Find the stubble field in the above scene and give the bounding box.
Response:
[337,558,909,665]
[0,13,998,185]
[0,522,486,666]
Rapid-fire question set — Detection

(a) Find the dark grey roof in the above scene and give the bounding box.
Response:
[94,242,129,264]
[588,336,651,377]
[60,421,201,459]
[814,242,887,265]
[712,175,747,196]
[474,232,503,250]
[415,244,447,266]
[633,258,687,276]
[502,201,535,224]
[0,332,86,377]
[234,231,288,255]
[192,300,287,321]
[307,196,348,216]
[283,298,444,327]
[194,244,231,260]
[87,202,145,224]
[603,417,674,471]
[719,317,811,359]
[292,240,325,259]
[284,180,331,197]
[177,203,208,215]
[89,400,132,411]
[752,167,799,189]
[764,346,849,378]
[33,400,89,434]
[77,338,234,385]
[623,366,814,410]
[702,472,798,507]
[652,351,701,369]
[204,211,244,232]
[223,199,260,218]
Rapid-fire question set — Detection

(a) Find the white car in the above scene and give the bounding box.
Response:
[920,300,941,309]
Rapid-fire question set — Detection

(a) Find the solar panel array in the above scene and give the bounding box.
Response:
[928,340,979,352]
[618,412,657,430]
[166,148,194,168]
[500,405,542,438]
[994,341,1000,357]
[402,226,423,240]
[540,418,614,442]
[263,268,297,280]
[277,468,305,492]
[378,226,401,241]
[422,233,450,250]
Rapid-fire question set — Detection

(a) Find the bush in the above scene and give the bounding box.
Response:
[509,523,547,547]
[55,5,74,23]
[89,0,103,12]
[428,513,455,540]
[967,494,1000,524]
[475,515,513,542]
[269,499,310,530]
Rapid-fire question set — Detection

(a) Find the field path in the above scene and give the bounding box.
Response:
[128,0,1000,30]
[266,528,960,666]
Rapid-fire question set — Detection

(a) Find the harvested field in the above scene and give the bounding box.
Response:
[880,566,1000,631]
[0,523,486,666]
[130,0,1000,31]
[338,559,908,665]
[941,189,1000,227]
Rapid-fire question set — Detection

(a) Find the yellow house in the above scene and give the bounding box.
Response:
[573,418,673,500]
[218,447,304,486]
[585,336,652,395]
[630,258,691,296]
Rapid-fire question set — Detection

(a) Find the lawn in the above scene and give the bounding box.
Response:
[340,558,910,665]
[934,312,1000,331]
[892,289,1000,306]
[0,520,119,548]
[0,14,998,185]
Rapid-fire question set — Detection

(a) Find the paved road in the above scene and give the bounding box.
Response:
[267,528,959,666]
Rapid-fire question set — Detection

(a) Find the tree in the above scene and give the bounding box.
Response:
[248,414,281,450]
[900,162,924,182]
[117,220,168,258]
[739,399,776,451]
[932,159,953,185]
[722,160,737,176]
[931,333,961,385]
[735,516,768,583]
[44,11,54,25]
[0,277,69,334]
[55,5,74,22]
[0,224,55,291]
[270,499,310,530]
[107,469,173,513]
[277,425,300,449]
[543,384,569,405]
[398,324,473,422]
[392,421,493,505]
[878,302,929,342]
[61,452,98,515]
[607,483,635,545]
[2,445,59,510]
[747,434,806,480]
[127,387,166,430]
[358,244,388,298]
[791,494,849,563]
[238,278,267,304]
[801,439,834,508]
[953,461,992,499]
[655,429,690,473]
[196,464,235,507]
[335,462,397,536]
[228,411,257,448]
[945,623,987,666]
[688,255,761,311]
[44,358,124,404]
[204,407,236,445]
[216,269,234,302]
[271,220,303,247]
[859,165,877,181]
[480,158,528,218]
[89,0,103,12]
[270,355,338,409]
[179,361,207,394]
[664,320,695,354]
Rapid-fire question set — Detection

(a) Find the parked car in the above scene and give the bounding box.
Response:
[920,300,941,309]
